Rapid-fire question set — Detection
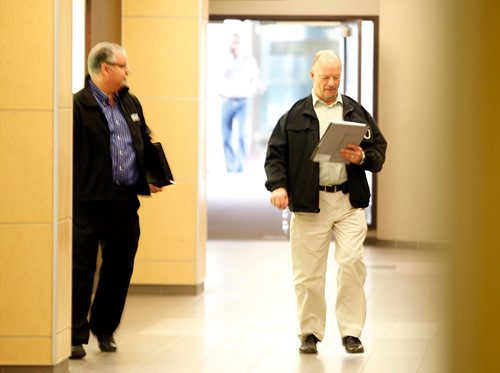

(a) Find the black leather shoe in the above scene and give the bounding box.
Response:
[70,345,86,359]
[342,336,364,353]
[97,335,117,352]
[299,334,319,354]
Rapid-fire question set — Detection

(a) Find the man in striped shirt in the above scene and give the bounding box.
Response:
[71,42,162,359]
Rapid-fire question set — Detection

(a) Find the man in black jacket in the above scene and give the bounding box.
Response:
[265,50,387,354]
[71,42,162,359]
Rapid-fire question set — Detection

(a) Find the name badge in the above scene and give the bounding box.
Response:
[131,113,140,122]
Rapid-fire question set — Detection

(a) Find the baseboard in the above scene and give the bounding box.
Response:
[129,283,205,295]
[0,360,69,373]
[366,237,444,250]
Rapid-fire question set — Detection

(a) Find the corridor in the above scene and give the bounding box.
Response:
[69,240,447,372]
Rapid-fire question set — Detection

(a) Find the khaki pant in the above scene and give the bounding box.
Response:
[290,190,367,341]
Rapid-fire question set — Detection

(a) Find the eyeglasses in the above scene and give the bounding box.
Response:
[105,61,128,69]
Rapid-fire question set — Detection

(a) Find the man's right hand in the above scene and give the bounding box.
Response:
[270,187,289,209]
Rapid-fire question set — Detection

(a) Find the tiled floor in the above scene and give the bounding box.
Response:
[69,240,448,372]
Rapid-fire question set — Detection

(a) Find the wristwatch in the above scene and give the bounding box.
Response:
[359,150,366,165]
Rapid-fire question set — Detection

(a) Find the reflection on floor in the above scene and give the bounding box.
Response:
[69,240,448,373]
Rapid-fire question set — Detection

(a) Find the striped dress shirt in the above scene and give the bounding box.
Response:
[89,80,139,186]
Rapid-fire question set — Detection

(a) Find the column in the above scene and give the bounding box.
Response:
[0,0,73,371]
[122,0,208,293]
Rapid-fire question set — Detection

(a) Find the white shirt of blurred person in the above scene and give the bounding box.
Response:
[219,33,260,173]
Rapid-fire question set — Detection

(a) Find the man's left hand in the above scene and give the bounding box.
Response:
[149,184,162,193]
[340,144,364,164]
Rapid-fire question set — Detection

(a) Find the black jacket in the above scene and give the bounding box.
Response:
[73,79,154,203]
[264,94,387,211]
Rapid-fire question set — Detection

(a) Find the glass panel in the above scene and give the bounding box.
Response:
[255,22,342,145]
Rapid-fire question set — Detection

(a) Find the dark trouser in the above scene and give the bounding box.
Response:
[72,190,140,345]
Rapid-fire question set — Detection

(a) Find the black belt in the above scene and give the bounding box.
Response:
[319,182,347,193]
[113,183,136,193]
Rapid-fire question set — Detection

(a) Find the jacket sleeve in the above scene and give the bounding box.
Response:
[264,113,289,192]
[362,108,387,173]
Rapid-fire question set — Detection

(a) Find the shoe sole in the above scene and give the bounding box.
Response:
[345,346,364,353]
[299,347,318,354]
[342,337,364,354]
[69,352,86,359]
[98,344,117,352]
[70,346,86,359]
[300,350,318,354]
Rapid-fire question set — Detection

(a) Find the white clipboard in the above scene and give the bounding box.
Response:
[311,120,369,163]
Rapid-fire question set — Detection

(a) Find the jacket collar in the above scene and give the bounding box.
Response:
[79,75,130,107]
[340,94,356,116]
[302,95,316,118]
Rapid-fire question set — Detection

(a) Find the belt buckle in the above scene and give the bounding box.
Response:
[320,185,334,192]
[321,184,343,193]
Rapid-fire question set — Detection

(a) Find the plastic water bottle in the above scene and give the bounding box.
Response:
[281,208,290,235]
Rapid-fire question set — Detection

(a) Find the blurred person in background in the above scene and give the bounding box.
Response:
[219,33,261,173]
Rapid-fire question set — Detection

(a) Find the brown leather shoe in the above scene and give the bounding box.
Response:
[97,335,117,352]
[70,345,86,359]
[299,334,319,354]
[342,336,364,353]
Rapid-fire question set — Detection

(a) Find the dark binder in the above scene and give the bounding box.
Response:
[146,142,175,187]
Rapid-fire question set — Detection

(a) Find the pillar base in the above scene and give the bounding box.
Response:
[129,283,204,295]
[0,360,68,373]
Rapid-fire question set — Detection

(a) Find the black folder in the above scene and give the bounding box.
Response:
[146,142,175,187]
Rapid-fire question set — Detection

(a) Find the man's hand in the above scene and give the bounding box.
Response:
[340,144,364,164]
[270,187,289,209]
[149,184,162,193]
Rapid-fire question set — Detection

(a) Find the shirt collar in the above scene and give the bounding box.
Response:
[312,89,343,108]
[88,78,117,105]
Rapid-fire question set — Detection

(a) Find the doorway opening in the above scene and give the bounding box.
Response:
[207,18,378,239]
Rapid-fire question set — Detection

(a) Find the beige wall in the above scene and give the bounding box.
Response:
[122,0,208,287]
[376,0,452,244]
[448,2,500,371]
[0,0,72,367]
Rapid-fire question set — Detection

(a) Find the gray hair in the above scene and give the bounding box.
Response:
[87,42,126,76]
[311,50,341,70]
